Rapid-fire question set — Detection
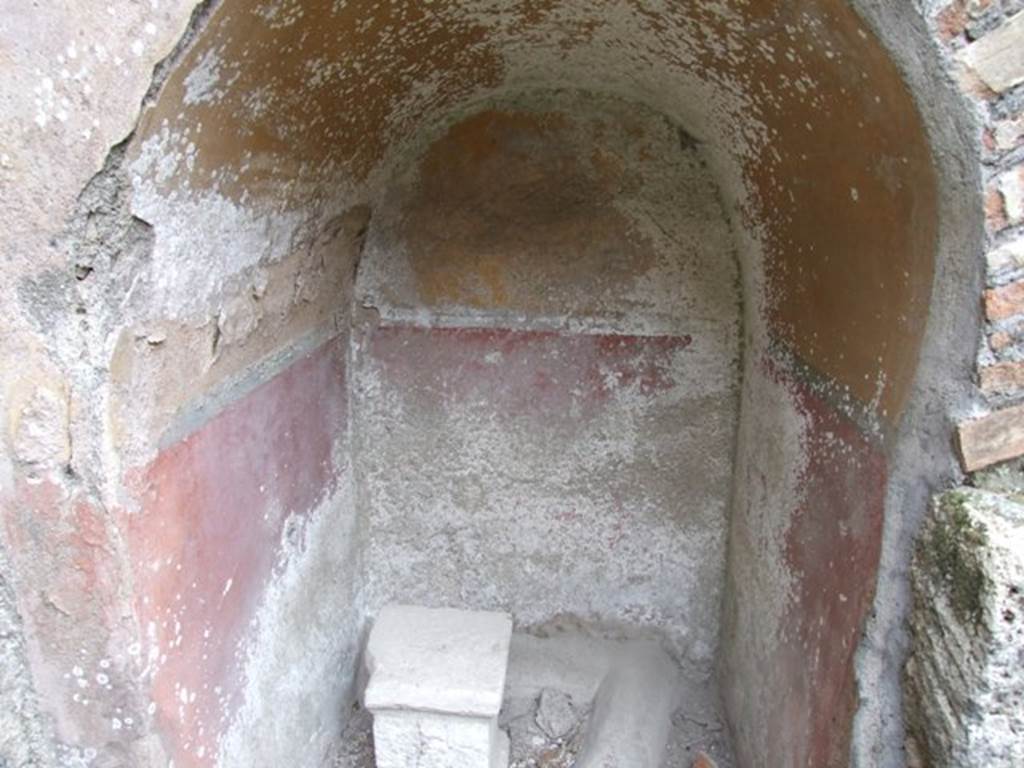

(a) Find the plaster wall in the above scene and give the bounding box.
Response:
[353,95,741,672]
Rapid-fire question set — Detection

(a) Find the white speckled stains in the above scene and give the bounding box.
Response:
[183,50,229,106]
[88,2,941,766]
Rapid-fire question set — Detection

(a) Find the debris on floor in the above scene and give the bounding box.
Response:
[324,624,737,768]
[536,688,579,741]
[325,706,375,768]
[503,687,588,768]
[662,702,734,768]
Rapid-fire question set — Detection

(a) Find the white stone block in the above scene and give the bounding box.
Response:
[365,605,513,768]
[986,236,1024,283]
[371,711,509,768]
[960,11,1024,93]
[1000,168,1024,225]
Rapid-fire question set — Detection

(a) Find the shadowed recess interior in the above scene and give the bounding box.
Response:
[70,1,942,767]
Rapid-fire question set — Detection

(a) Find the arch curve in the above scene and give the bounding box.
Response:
[93,2,984,767]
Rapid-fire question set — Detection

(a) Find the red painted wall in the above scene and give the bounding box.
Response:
[1,478,128,746]
[364,325,694,416]
[783,383,886,768]
[123,337,347,767]
[725,360,886,768]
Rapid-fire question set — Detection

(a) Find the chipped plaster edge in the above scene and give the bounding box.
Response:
[215,481,366,768]
[847,2,986,766]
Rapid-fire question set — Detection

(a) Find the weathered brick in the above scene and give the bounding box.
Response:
[958,403,1024,471]
[989,330,1014,350]
[980,360,1024,393]
[986,184,1009,232]
[937,1,970,41]
[984,280,1024,320]
[960,11,1024,93]
[983,126,999,153]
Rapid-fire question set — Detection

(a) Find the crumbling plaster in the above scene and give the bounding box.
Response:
[843,3,984,766]
[1,2,207,764]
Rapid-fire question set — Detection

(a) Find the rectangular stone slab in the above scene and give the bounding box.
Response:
[365,605,513,717]
[958,404,1024,472]
[372,710,509,768]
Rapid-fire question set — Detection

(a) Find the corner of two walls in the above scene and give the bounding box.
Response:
[721,349,889,768]
[109,128,372,764]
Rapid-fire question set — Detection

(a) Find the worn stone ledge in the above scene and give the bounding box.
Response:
[958,403,1024,471]
[959,11,1024,94]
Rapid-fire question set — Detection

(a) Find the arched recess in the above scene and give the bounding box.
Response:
[45,1,977,767]
[351,89,743,674]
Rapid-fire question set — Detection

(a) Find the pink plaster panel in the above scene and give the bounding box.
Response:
[772,373,886,768]
[123,337,346,767]
[1,478,126,745]
[364,325,694,420]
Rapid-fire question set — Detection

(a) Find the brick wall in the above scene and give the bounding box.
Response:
[938,3,1024,469]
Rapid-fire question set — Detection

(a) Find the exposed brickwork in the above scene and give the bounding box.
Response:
[984,280,1024,321]
[959,402,1024,471]
[937,2,971,41]
[979,359,1024,392]
[985,182,1010,232]
[941,5,1024,442]
[958,9,1024,92]
[989,329,1014,349]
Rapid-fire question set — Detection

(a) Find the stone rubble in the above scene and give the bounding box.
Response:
[904,486,1024,767]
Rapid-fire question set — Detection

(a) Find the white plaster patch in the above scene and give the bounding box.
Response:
[129,148,307,321]
[217,485,364,767]
[183,50,224,106]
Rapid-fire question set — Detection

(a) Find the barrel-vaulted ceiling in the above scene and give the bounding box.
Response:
[129,0,938,425]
